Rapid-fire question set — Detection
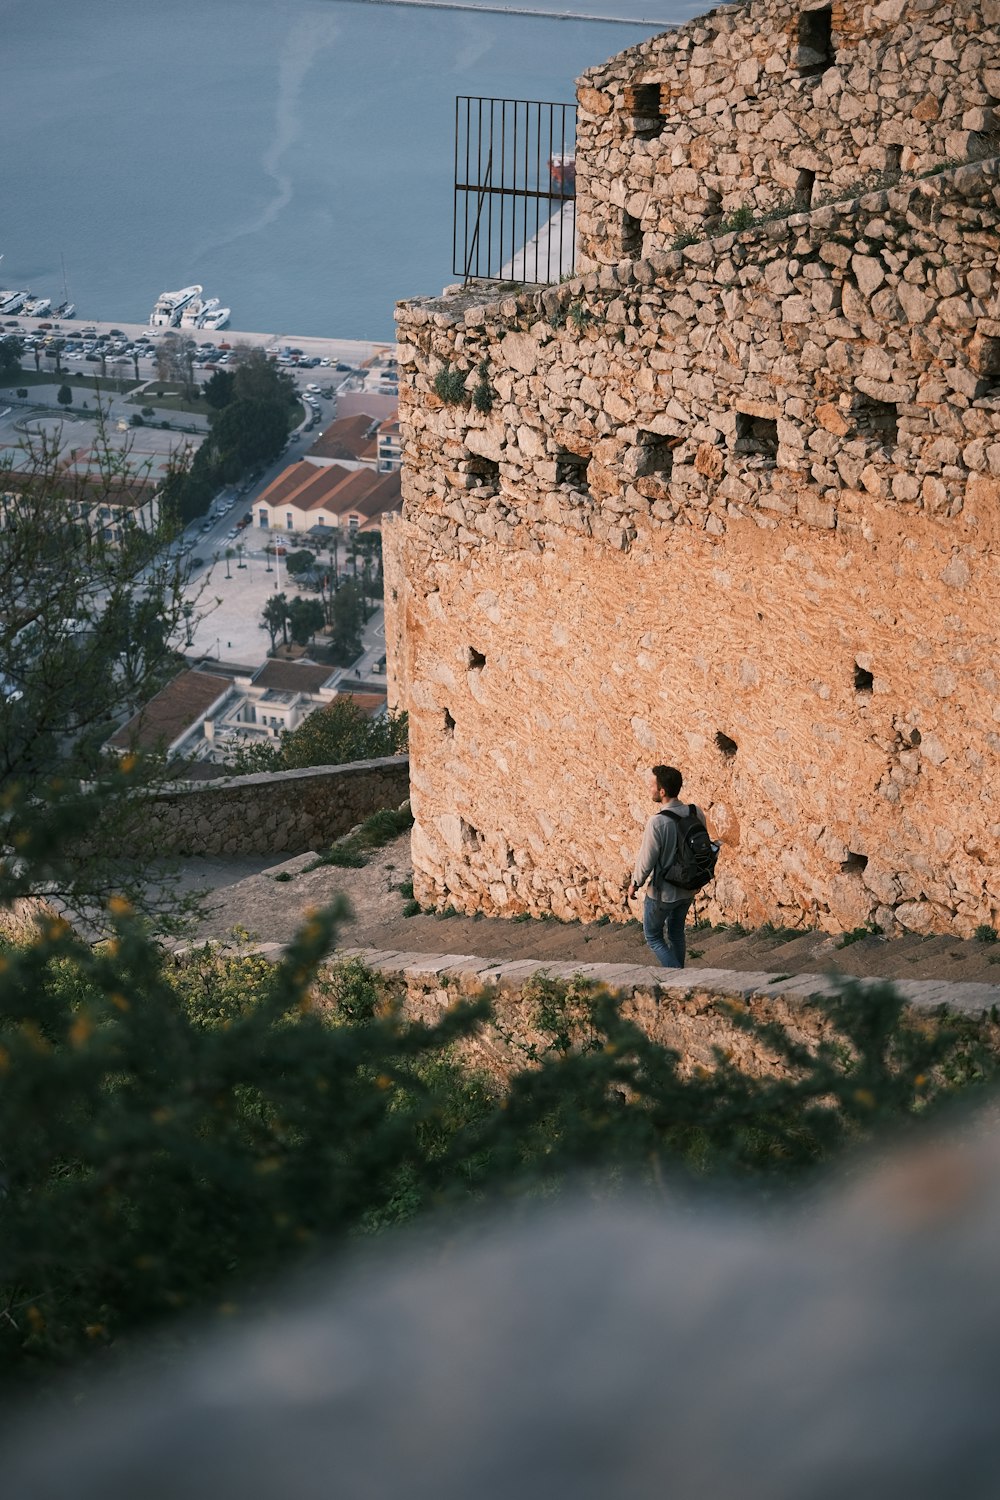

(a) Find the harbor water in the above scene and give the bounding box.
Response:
[1,0,704,340]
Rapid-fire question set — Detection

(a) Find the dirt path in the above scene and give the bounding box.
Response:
[177,834,1000,986]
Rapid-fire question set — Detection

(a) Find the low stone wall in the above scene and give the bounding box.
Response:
[337,947,1000,1084]
[135,756,410,857]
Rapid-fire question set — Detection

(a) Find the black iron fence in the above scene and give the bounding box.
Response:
[453,96,576,285]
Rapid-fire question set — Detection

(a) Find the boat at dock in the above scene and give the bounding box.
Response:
[0,290,28,313]
[201,305,231,330]
[548,152,576,192]
[23,296,51,317]
[180,294,217,328]
[54,301,75,319]
[150,284,202,327]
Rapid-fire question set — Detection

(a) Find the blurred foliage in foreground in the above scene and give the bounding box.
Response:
[1,860,998,1386]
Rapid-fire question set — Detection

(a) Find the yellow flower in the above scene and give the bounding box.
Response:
[120,753,138,775]
[110,992,130,1012]
[375,1073,394,1090]
[26,1306,46,1333]
[107,895,132,918]
[853,1088,876,1109]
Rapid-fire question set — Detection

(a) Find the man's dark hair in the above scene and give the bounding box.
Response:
[653,765,683,798]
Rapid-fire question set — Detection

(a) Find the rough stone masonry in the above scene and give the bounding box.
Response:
[384,0,1000,937]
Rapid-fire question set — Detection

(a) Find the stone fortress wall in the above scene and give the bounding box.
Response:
[384,0,1000,937]
[575,0,1000,265]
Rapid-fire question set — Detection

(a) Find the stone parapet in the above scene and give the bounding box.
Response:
[574,0,1000,266]
[127,757,410,857]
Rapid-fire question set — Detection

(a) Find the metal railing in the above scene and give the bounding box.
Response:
[453,96,576,285]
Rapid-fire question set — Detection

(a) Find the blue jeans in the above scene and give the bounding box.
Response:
[643,895,693,969]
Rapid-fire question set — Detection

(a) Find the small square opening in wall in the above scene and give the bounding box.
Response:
[854,662,874,693]
[853,394,897,447]
[841,851,869,874]
[622,211,643,258]
[467,456,500,495]
[797,7,835,75]
[636,431,675,479]
[715,731,738,758]
[623,81,665,138]
[467,647,486,671]
[883,144,903,180]
[443,708,456,736]
[734,412,779,461]
[555,450,590,492]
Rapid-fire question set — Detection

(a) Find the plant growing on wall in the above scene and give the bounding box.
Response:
[433,365,469,405]
[471,361,494,415]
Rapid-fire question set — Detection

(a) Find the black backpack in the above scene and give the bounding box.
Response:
[657,805,719,891]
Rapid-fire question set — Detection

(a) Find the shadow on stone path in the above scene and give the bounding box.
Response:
[165,834,1000,987]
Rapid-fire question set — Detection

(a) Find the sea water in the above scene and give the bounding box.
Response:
[0,0,703,339]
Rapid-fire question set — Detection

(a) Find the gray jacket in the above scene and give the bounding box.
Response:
[631,799,707,902]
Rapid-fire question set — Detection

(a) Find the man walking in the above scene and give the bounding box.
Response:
[627,765,708,969]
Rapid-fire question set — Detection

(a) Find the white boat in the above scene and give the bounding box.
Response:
[23,296,51,317]
[196,297,221,327]
[0,290,27,313]
[180,295,221,328]
[201,305,230,330]
[54,301,75,319]
[150,284,202,327]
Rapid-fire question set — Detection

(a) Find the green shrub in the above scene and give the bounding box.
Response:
[838,925,877,948]
[433,365,468,405]
[310,804,413,872]
[401,899,421,917]
[974,924,998,944]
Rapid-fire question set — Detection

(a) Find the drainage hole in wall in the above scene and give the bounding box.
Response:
[443,708,456,735]
[854,663,874,693]
[841,851,869,874]
[715,731,738,757]
[467,647,486,670]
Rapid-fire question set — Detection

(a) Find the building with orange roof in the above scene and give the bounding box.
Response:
[304,413,380,469]
[254,459,401,538]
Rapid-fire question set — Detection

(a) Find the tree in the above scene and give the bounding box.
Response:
[155,331,188,385]
[329,578,365,664]
[203,369,235,410]
[262,592,289,650]
[286,594,324,647]
[56,384,73,409]
[208,397,288,483]
[0,335,22,374]
[0,421,203,924]
[229,695,408,773]
[285,548,315,581]
[231,345,297,410]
